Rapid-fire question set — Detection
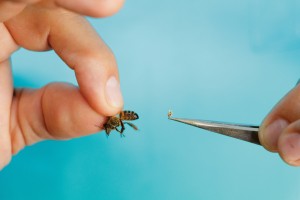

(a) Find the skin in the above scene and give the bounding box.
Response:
[259,84,300,166]
[0,0,124,170]
[1,0,300,170]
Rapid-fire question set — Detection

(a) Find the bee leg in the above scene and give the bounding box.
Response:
[119,120,125,136]
[113,125,125,137]
[115,127,122,133]
[120,120,125,133]
[105,128,111,137]
[115,127,126,137]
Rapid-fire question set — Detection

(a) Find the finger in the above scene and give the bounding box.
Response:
[3,0,39,3]
[0,23,18,170]
[0,59,13,170]
[11,83,107,152]
[0,1,26,22]
[54,0,125,17]
[278,119,300,166]
[48,11,124,116]
[259,84,300,152]
[2,0,124,18]
[5,6,124,116]
[0,23,19,61]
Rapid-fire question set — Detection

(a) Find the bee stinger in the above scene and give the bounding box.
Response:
[168,110,173,119]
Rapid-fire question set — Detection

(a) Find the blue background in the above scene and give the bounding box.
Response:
[1,0,300,199]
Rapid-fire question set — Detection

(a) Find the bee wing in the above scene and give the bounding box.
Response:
[124,122,138,130]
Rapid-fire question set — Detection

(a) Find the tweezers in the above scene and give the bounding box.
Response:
[168,80,300,145]
[168,113,260,145]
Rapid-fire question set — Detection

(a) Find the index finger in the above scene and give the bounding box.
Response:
[1,0,124,19]
[6,6,124,116]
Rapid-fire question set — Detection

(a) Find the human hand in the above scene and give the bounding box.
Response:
[0,0,124,170]
[259,83,300,166]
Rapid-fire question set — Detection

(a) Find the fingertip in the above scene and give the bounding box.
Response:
[89,0,125,17]
[105,76,123,109]
[259,118,289,152]
[278,121,300,166]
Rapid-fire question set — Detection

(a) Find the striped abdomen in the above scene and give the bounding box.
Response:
[119,110,139,121]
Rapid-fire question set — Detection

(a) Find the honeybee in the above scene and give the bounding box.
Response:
[103,110,139,136]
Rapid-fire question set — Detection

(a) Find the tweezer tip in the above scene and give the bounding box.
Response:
[167,110,191,125]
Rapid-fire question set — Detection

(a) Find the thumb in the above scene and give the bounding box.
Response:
[259,83,300,166]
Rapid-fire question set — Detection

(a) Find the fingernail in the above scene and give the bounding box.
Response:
[105,76,123,108]
[280,133,300,166]
[261,119,289,151]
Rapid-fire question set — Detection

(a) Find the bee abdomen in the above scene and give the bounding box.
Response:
[120,110,139,120]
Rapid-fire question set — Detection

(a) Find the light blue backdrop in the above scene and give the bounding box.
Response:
[1,0,300,199]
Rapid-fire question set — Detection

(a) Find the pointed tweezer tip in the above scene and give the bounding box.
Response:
[167,110,197,126]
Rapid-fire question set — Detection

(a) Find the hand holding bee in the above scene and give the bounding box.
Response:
[0,0,124,170]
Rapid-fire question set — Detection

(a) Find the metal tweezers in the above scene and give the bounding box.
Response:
[168,80,300,145]
[168,114,260,145]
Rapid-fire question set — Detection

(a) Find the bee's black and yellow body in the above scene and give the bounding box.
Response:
[119,110,139,121]
[103,110,139,136]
